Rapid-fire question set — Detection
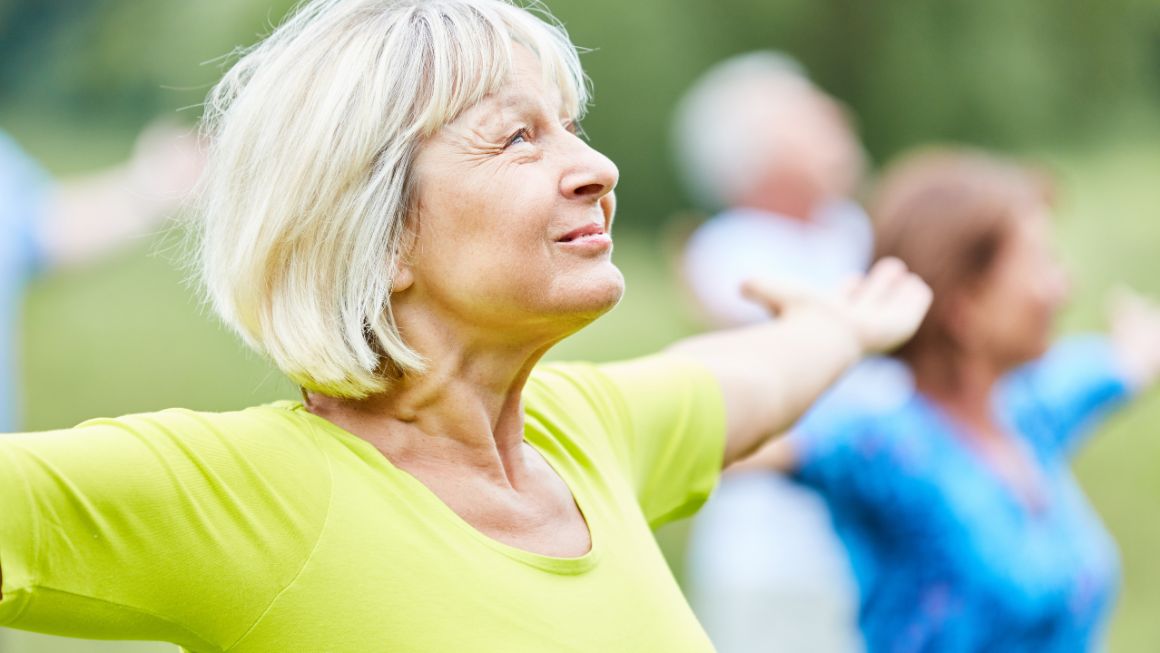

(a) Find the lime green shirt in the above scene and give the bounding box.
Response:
[0,356,725,652]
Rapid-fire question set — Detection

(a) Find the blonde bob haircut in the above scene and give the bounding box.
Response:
[196,0,590,398]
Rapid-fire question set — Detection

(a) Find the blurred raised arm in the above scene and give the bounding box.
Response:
[37,121,203,268]
[667,258,931,468]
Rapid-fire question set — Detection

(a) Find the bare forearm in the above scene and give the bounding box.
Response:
[38,122,203,269]
[668,258,931,469]
[40,167,163,267]
[668,306,860,466]
[727,434,798,474]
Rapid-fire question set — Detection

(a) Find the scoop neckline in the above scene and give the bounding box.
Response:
[273,400,603,575]
[910,393,1052,515]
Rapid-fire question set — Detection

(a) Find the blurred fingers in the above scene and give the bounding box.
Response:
[900,273,934,322]
[838,274,862,300]
[857,257,912,304]
[740,277,816,317]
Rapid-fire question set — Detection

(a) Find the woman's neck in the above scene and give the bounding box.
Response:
[911,349,1050,510]
[305,315,562,487]
[911,350,1006,438]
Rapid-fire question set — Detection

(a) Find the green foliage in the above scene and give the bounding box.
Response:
[3,0,1160,227]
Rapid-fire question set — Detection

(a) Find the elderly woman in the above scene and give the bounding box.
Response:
[0,1,931,651]
[736,148,1160,652]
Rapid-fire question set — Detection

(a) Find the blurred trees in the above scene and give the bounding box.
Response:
[1,0,1157,226]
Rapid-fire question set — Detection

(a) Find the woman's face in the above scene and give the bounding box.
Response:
[959,205,1070,370]
[401,46,622,341]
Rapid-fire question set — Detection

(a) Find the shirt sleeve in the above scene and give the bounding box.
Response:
[0,407,331,650]
[1000,335,1135,457]
[534,356,727,529]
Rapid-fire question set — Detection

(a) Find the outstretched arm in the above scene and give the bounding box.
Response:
[667,258,931,468]
[37,121,203,269]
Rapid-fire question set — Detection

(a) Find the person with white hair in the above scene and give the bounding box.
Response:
[675,52,905,653]
[674,51,873,325]
[0,2,931,651]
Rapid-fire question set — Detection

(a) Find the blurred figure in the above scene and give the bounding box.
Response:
[675,52,871,324]
[742,147,1160,651]
[0,123,202,432]
[676,52,892,653]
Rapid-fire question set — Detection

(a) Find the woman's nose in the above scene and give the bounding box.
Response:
[560,138,619,202]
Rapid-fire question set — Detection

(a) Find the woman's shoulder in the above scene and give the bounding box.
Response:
[74,400,317,441]
[524,361,626,437]
[524,356,724,456]
[57,401,334,479]
[525,356,722,428]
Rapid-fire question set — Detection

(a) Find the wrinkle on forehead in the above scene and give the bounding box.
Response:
[460,48,571,128]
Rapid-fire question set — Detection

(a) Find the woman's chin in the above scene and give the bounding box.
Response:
[552,266,626,321]
[1006,338,1051,370]
[580,277,627,318]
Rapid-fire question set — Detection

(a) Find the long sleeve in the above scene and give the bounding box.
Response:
[1000,335,1135,457]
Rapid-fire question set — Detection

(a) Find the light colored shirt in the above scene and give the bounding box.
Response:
[0,356,725,652]
[684,201,878,653]
[682,201,873,326]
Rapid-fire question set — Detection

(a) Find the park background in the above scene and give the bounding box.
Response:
[2,0,1160,650]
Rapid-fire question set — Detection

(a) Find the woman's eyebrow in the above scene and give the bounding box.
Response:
[495,92,546,115]
[466,89,568,136]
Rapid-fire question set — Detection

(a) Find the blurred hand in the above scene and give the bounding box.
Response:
[741,257,932,356]
[127,120,206,207]
[1109,286,1160,390]
[42,119,206,268]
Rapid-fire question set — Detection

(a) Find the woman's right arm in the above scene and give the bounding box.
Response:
[0,408,329,648]
[726,435,798,474]
[666,258,931,469]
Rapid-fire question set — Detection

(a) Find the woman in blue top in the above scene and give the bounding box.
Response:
[741,147,1160,652]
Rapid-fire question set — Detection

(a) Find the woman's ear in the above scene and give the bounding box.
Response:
[392,262,414,293]
[391,223,418,293]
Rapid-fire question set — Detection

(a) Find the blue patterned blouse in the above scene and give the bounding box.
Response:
[793,337,1134,652]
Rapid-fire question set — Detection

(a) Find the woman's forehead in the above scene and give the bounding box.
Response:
[461,56,570,124]
[501,46,567,106]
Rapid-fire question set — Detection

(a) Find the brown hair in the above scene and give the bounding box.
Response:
[871,147,1053,374]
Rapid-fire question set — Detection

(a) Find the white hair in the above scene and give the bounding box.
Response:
[671,51,810,209]
[196,0,589,398]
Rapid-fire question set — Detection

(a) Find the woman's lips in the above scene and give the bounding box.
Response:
[556,224,612,253]
[557,223,606,242]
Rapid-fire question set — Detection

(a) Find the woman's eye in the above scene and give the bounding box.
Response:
[504,128,530,148]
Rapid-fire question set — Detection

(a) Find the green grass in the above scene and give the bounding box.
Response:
[4,132,1160,651]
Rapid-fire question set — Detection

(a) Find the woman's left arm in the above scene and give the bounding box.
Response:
[666,258,931,468]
